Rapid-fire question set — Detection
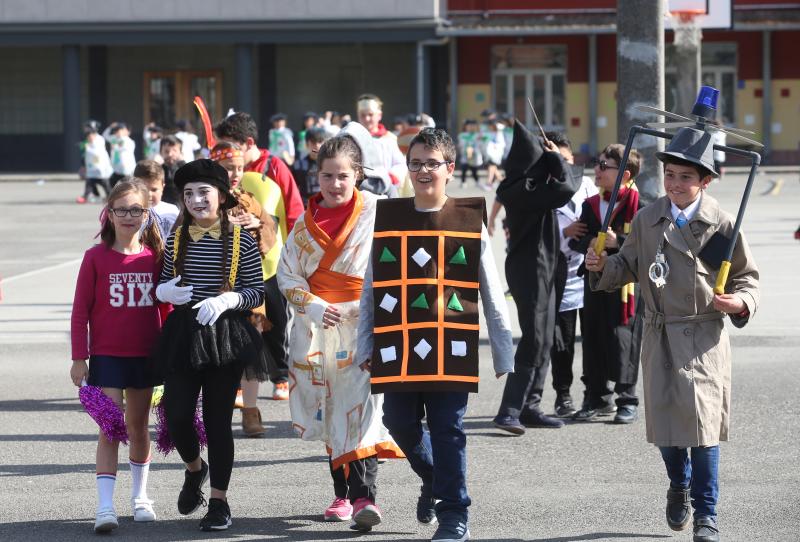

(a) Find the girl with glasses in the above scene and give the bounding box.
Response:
[70,179,164,532]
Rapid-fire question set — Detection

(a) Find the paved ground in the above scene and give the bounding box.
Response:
[0,173,798,541]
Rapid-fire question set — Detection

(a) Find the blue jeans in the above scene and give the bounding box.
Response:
[382,391,471,519]
[659,445,720,519]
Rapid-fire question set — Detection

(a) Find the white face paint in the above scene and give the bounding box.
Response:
[183,182,223,225]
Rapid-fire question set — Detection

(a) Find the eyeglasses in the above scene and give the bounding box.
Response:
[110,207,146,218]
[408,160,453,172]
[591,159,619,172]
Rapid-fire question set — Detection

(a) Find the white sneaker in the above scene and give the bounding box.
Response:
[94,508,118,533]
[132,498,157,522]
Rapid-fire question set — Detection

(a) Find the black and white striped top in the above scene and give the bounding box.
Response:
[160,228,264,310]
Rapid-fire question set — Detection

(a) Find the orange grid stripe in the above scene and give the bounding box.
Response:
[371,375,479,384]
[374,278,479,289]
[437,235,445,376]
[374,230,481,239]
[375,321,479,334]
[400,235,409,378]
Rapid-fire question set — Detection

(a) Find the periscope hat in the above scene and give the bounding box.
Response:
[656,127,719,178]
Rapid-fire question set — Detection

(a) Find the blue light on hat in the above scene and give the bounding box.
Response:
[691,86,720,118]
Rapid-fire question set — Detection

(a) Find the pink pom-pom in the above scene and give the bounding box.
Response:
[153,394,207,456]
[79,384,128,444]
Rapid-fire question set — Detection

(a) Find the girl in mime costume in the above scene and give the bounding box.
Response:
[153,159,267,532]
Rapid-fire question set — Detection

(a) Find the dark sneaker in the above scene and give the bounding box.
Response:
[200,498,232,531]
[613,404,638,424]
[572,408,598,422]
[597,403,618,415]
[417,495,437,524]
[693,516,719,542]
[554,397,577,418]
[666,486,691,531]
[178,459,208,515]
[519,410,564,428]
[432,515,470,541]
[492,414,525,435]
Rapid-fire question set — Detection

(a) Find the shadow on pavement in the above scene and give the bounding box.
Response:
[0,515,424,541]
[0,398,81,412]
[0,456,329,477]
[524,534,671,542]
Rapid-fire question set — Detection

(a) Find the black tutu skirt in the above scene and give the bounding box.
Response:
[152,306,269,382]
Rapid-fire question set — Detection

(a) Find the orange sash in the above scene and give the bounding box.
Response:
[305,190,364,303]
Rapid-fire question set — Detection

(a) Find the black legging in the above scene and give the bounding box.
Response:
[263,276,289,384]
[329,455,378,502]
[164,364,243,491]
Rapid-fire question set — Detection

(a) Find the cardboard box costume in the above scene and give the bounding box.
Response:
[369,197,486,393]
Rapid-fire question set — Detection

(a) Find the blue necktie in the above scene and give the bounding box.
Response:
[676,213,688,228]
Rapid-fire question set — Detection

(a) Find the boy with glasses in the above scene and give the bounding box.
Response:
[357,128,514,541]
[570,144,643,424]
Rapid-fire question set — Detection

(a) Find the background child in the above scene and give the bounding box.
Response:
[457,119,483,188]
[357,128,514,542]
[292,127,329,206]
[77,120,113,204]
[154,159,267,532]
[570,144,643,424]
[211,141,275,437]
[134,159,179,240]
[269,113,295,166]
[159,135,185,205]
[103,122,137,188]
[70,179,163,533]
[480,120,505,191]
[278,133,400,531]
[585,128,760,542]
[548,132,598,418]
[175,120,201,163]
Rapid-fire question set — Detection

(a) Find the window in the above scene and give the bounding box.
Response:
[666,43,736,123]
[491,45,567,130]
[143,71,222,130]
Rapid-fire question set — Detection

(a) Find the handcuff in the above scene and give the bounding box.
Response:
[648,238,670,288]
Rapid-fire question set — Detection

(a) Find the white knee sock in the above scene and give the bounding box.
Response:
[129,457,150,501]
[96,473,116,511]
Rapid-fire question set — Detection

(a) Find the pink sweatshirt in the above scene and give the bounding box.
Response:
[71,244,162,360]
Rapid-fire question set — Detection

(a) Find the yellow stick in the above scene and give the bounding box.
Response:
[714,260,731,294]
[594,231,607,255]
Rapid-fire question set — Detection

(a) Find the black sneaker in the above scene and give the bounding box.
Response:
[492,414,525,435]
[554,397,577,418]
[613,404,638,424]
[571,407,598,422]
[519,410,564,428]
[178,459,208,515]
[666,486,691,531]
[417,495,437,524]
[432,514,470,541]
[200,498,232,532]
[693,516,719,542]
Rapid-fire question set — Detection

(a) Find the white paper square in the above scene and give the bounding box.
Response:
[380,346,397,363]
[413,338,432,360]
[451,340,467,357]
[379,293,398,313]
[411,247,432,268]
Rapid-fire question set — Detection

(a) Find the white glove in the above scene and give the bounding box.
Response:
[155,275,193,305]
[193,292,241,326]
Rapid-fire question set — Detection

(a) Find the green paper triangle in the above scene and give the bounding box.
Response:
[449,246,467,265]
[447,292,464,312]
[411,293,429,310]
[379,246,397,263]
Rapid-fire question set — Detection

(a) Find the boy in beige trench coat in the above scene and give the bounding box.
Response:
[585,127,759,542]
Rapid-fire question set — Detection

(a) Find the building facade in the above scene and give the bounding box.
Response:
[0,0,798,171]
